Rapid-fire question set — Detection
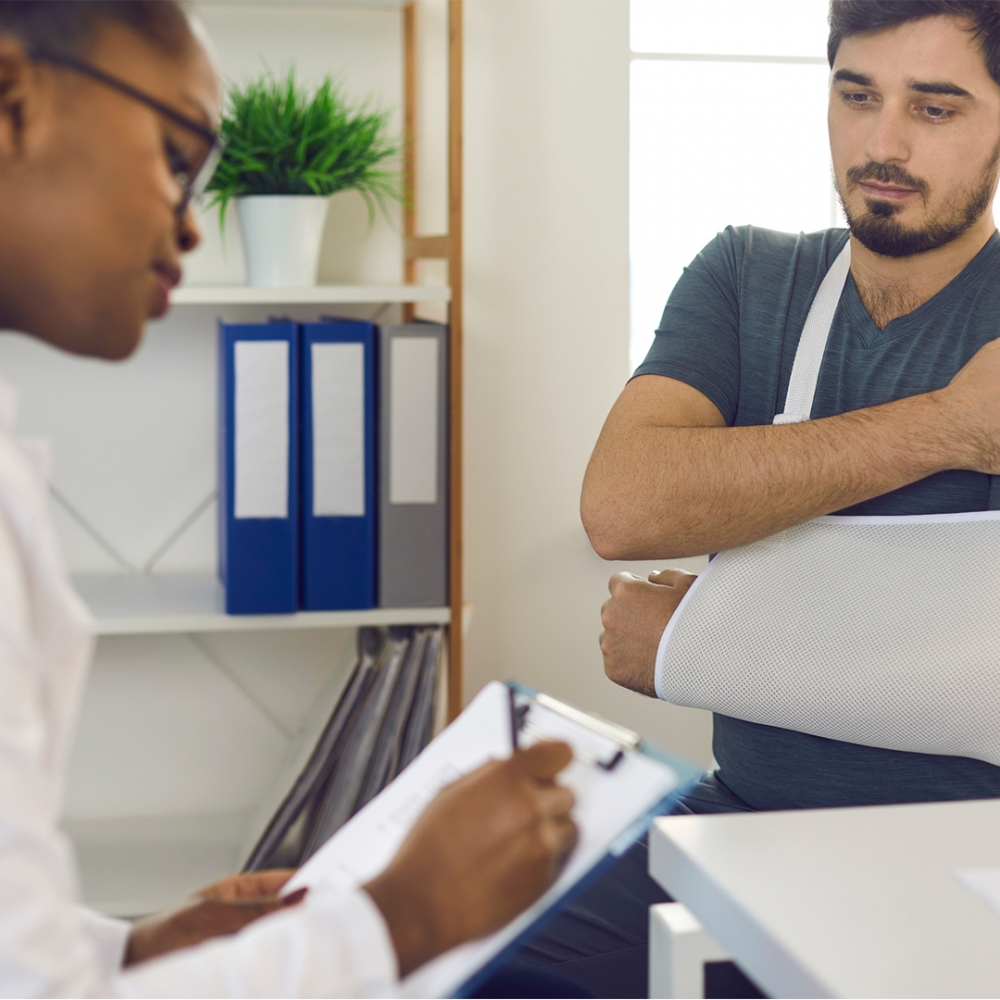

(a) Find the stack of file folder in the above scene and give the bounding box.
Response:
[244,624,445,870]
[218,319,449,614]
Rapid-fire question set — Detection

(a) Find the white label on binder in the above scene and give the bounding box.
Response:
[390,337,438,505]
[234,340,289,519]
[312,342,365,517]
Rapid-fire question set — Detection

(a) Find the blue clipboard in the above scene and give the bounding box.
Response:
[454,682,702,998]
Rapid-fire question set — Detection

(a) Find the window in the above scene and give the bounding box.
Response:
[629,0,836,370]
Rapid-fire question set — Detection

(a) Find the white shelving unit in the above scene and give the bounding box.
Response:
[2,0,466,919]
[172,284,451,306]
[75,574,450,636]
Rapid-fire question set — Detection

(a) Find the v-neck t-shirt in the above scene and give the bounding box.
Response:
[633,225,1000,810]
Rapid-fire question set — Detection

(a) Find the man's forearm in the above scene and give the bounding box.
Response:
[582,389,964,560]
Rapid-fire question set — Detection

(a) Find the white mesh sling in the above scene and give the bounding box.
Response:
[654,242,1000,766]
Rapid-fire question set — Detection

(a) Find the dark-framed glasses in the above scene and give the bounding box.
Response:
[28,47,224,214]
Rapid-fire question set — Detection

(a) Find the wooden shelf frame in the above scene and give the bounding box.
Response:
[403,0,464,720]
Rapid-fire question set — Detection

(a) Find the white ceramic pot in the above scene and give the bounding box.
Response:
[236,195,330,287]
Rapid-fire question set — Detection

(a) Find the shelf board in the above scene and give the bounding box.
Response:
[198,1,408,9]
[172,284,451,306]
[73,573,451,636]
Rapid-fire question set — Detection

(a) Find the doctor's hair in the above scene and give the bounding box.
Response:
[828,1,1000,87]
[0,0,191,58]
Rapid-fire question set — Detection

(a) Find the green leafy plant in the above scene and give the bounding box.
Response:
[206,67,402,229]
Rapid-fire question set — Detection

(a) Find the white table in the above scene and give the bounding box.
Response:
[649,799,1000,998]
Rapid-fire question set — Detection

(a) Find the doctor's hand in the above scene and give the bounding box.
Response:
[363,740,578,977]
[600,569,698,697]
[124,870,306,966]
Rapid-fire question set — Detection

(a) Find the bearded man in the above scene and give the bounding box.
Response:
[506,1,1000,995]
[588,0,1000,816]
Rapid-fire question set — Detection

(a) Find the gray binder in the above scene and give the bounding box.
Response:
[378,323,449,607]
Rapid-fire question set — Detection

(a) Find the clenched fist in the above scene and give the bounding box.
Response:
[600,568,698,696]
[363,740,578,976]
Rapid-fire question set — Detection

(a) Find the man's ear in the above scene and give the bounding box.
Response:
[0,36,34,162]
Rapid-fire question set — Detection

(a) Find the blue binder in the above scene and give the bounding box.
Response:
[218,321,299,614]
[300,319,377,610]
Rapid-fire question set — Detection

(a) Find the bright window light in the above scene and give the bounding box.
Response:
[630,0,829,57]
[630,58,834,370]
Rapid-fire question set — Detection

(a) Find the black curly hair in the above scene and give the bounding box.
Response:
[0,0,191,57]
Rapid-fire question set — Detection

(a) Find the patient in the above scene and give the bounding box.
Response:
[0,2,578,995]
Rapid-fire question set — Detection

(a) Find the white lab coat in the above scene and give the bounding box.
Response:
[0,376,397,998]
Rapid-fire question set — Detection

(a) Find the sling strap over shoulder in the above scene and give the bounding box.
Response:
[773,240,851,425]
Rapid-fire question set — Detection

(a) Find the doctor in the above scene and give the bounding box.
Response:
[0,1,578,996]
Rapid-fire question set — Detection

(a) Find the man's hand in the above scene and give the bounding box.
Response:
[600,568,697,696]
[363,741,578,977]
[125,871,306,966]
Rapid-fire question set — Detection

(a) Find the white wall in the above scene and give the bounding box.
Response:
[462,0,712,766]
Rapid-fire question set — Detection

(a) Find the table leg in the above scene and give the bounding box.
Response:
[649,902,730,998]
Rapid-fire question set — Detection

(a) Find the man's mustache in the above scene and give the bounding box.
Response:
[846,161,929,198]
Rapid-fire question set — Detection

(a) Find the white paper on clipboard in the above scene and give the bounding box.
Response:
[283,681,682,998]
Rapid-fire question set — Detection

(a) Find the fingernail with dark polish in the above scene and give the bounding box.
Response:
[283,887,308,906]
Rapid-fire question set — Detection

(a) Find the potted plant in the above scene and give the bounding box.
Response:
[206,68,401,287]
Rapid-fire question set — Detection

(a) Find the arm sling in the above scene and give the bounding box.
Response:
[655,242,1000,767]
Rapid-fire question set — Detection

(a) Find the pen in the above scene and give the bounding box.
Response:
[509,684,519,755]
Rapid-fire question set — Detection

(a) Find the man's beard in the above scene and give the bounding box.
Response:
[837,141,1000,258]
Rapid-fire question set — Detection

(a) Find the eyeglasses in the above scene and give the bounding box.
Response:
[29,47,224,215]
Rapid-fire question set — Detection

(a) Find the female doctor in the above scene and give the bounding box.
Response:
[0,1,578,995]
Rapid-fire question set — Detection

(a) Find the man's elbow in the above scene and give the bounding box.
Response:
[582,493,694,561]
[581,499,646,561]
[587,527,630,561]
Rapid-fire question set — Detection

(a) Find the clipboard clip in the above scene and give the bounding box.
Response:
[509,686,642,772]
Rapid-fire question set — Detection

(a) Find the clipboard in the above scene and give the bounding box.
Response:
[509,684,642,768]
[283,680,701,998]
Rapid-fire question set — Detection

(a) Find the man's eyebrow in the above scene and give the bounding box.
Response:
[833,69,872,86]
[909,79,972,98]
[832,68,973,99]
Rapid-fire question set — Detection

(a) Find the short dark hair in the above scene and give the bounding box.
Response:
[828,1,1000,87]
[0,1,191,58]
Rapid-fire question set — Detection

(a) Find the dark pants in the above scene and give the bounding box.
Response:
[476,772,754,999]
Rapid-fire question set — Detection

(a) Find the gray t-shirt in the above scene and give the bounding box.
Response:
[634,225,1000,809]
